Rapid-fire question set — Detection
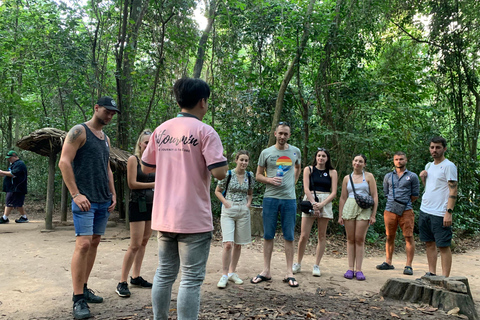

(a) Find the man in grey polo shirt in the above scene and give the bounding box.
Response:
[376,152,419,275]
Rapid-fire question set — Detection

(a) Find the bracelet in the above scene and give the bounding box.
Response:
[72,193,81,199]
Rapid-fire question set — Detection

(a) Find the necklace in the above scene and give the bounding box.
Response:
[90,127,104,139]
[352,172,365,182]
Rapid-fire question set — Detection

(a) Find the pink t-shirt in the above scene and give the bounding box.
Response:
[142,114,227,233]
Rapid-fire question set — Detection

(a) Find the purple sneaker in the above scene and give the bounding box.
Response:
[355,271,366,281]
[344,270,354,279]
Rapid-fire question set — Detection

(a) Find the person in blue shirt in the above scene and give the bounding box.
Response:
[0,150,29,224]
[376,152,419,275]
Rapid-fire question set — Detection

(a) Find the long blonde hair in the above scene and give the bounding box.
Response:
[134,129,152,158]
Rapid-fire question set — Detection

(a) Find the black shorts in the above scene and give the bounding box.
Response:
[419,210,452,247]
[6,192,26,208]
[128,201,152,222]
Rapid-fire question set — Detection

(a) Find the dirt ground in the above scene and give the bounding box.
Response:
[1,208,479,320]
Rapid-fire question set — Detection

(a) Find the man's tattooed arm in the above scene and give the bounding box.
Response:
[67,125,85,144]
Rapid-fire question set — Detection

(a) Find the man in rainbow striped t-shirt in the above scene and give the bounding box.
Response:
[251,122,301,288]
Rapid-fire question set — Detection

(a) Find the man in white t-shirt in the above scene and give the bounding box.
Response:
[419,136,457,277]
[142,78,228,320]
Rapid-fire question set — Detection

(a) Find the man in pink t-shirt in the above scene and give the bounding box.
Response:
[142,78,228,320]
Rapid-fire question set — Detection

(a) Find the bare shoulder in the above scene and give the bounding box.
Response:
[127,155,138,169]
[329,169,338,176]
[365,171,376,181]
[66,124,86,144]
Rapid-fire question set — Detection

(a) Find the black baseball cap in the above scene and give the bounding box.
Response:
[96,96,120,113]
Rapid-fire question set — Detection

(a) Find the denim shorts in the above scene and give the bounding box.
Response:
[72,201,111,236]
[262,198,296,241]
[419,210,452,247]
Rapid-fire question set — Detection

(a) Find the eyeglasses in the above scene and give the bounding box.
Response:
[144,131,152,135]
[278,121,290,127]
[318,148,326,151]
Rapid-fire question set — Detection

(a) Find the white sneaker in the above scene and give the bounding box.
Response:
[292,263,301,274]
[217,276,228,288]
[228,273,244,285]
[312,265,321,277]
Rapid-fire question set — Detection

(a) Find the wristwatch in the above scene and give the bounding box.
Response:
[447,208,453,214]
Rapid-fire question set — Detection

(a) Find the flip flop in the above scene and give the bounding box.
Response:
[250,274,272,284]
[283,277,299,287]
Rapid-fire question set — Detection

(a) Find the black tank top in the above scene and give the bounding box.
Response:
[130,156,155,204]
[72,123,111,202]
[310,167,331,192]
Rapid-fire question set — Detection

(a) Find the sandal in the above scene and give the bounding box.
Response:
[250,274,272,284]
[344,270,354,279]
[403,266,413,275]
[283,277,299,287]
[355,271,366,281]
[376,262,394,270]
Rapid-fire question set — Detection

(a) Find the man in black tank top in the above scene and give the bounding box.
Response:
[59,96,119,320]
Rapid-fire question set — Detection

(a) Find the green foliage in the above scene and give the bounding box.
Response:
[0,0,479,238]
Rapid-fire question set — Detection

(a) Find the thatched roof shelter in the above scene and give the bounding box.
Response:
[16,127,65,156]
[15,127,132,230]
[16,127,131,171]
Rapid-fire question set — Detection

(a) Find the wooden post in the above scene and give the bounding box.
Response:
[116,170,125,219]
[60,180,68,221]
[45,153,57,230]
[125,178,130,230]
[250,205,263,236]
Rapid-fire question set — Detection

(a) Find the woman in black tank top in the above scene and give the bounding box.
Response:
[116,130,155,297]
[293,148,338,277]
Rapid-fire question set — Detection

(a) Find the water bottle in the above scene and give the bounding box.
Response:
[276,165,284,185]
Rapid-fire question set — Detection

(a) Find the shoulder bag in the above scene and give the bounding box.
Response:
[349,174,374,209]
[299,167,319,214]
[389,172,408,216]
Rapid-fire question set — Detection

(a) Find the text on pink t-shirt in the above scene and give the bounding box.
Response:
[142,115,227,233]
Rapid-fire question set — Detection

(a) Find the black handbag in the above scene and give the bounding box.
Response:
[389,172,408,216]
[349,174,374,209]
[299,167,319,214]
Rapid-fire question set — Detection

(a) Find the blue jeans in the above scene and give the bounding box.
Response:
[152,231,212,320]
[72,201,111,236]
[262,198,296,241]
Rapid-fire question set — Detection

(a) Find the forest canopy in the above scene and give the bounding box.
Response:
[1,0,479,237]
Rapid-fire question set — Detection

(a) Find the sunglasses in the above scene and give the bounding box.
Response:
[318,148,327,151]
[144,131,152,135]
[278,121,290,127]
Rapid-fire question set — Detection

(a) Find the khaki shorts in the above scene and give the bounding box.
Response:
[342,198,372,220]
[384,209,414,237]
[301,192,333,219]
[220,202,251,245]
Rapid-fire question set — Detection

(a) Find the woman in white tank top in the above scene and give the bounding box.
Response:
[338,154,378,281]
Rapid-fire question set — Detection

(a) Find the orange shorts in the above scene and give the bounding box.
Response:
[383,209,414,237]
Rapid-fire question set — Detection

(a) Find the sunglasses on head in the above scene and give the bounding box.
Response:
[144,131,152,135]
[278,121,290,127]
[318,147,327,151]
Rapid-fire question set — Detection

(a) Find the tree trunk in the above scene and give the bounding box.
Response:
[193,0,217,78]
[267,0,315,146]
[141,12,175,130]
[115,0,149,150]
